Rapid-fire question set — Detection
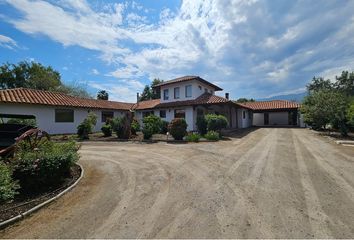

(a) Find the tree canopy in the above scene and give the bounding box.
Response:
[235,98,255,103]
[139,78,163,101]
[301,70,354,135]
[97,90,109,100]
[0,61,92,98]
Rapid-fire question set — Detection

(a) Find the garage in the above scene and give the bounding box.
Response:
[238,100,301,127]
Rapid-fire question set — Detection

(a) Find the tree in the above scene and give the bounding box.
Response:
[335,71,354,96]
[139,78,164,101]
[0,61,92,98]
[306,77,333,93]
[97,90,109,100]
[0,61,61,90]
[236,98,255,103]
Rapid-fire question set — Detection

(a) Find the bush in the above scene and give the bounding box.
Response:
[196,116,207,135]
[131,118,140,135]
[160,120,169,134]
[142,124,154,140]
[205,114,228,132]
[77,119,92,140]
[143,115,162,134]
[101,124,112,137]
[0,162,19,203]
[168,118,187,140]
[111,114,132,139]
[77,112,98,139]
[13,141,79,193]
[186,132,201,142]
[204,130,220,141]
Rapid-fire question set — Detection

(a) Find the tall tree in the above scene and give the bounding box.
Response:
[139,78,164,101]
[97,90,109,100]
[139,85,152,101]
[306,77,333,93]
[0,61,61,90]
[335,71,354,96]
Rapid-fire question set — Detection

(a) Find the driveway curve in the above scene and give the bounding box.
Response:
[1,128,354,238]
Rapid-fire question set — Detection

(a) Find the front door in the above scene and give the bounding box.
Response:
[264,113,269,125]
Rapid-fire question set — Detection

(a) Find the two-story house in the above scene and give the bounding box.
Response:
[133,76,253,131]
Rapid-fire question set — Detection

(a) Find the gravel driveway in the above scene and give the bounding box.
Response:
[1,128,354,238]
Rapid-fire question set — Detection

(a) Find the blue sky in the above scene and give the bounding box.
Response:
[0,0,354,102]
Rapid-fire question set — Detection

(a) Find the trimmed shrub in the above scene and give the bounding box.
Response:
[142,124,154,140]
[77,112,98,139]
[204,130,220,141]
[160,120,169,134]
[131,118,140,135]
[168,118,187,140]
[0,162,19,203]
[77,119,92,140]
[101,124,112,137]
[205,114,228,132]
[186,132,201,142]
[196,116,207,135]
[111,117,124,137]
[13,141,79,193]
[143,115,162,134]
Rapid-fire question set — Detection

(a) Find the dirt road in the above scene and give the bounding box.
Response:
[1,128,354,238]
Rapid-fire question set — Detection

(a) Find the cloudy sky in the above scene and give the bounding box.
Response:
[1,0,354,102]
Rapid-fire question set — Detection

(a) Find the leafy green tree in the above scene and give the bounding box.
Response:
[236,98,255,103]
[346,100,354,128]
[139,78,164,101]
[0,61,61,90]
[334,71,354,96]
[306,77,333,92]
[97,90,109,100]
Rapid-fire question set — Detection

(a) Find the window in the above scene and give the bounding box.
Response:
[55,109,74,122]
[160,110,166,118]
[174,87,180,99]
[243,110,246,119]
[102,111,114,123]
[205,88,208,93]
[185,85,192,98]
[142,111,154,118]
[174,109,185,119]
[163,89,169,100]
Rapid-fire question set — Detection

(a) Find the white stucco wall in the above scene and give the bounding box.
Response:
[237,109,252,128]
[0,103,126,134]
[159,80,215,103]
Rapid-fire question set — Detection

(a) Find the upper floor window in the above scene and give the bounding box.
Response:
[55,109,74,123]
[185,85,192,98]
[174,87,180,99]
[163,89,169,100]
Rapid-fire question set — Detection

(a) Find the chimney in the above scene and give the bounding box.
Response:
[136,92,140,103]
[225,93,229,100]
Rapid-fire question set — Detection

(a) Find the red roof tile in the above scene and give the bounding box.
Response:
[152,76,223,91]
[237,100,300,110]
[133,93,237,110]
[0,88,133,110]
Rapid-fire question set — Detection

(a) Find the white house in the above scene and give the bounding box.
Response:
[133,76,253,131]
[0,88,132,134]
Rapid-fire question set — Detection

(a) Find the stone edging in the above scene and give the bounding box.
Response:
[0,163,84,229]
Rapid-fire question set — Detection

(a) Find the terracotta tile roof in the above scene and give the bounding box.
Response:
[134,93,241,110]
[132,98,160,110]
[0,88,133,110]
[152,75,223,91]
[237,100,300,111]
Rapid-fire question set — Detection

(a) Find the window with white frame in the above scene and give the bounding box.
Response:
[185,85,192,98]
[163,89,169,100]
[174,87,180,99]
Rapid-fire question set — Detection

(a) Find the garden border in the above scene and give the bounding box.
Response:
[0,163,84,230]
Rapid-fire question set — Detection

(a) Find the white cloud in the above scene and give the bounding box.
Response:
[3,0,354,99]
[0,34,18,49]
[91,68,99,75]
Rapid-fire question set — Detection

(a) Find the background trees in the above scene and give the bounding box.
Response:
[139,78,163,101]
[301,71,354,135]
[0,61,92,98]
[97,90,109,100]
